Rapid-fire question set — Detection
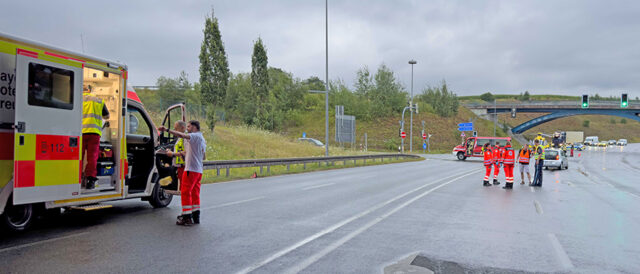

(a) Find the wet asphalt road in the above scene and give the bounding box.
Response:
[1,144,639,273]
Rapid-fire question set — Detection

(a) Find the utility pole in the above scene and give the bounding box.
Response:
[408,60,417,152]
[493,99,496,137]
[324,0,329,156]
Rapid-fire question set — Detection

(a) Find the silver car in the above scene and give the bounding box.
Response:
[617,139,628,146]
[543,149,569,170]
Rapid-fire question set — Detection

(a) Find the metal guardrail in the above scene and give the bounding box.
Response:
[203,154,422,177]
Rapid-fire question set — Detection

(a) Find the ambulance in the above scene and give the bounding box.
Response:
[0,32,184,232]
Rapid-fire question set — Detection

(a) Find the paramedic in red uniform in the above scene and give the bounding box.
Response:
[502,141,516,189]
[482,143,493,186]
[491,143,503,185]
[159,120,206,226]
[82,85,109,189]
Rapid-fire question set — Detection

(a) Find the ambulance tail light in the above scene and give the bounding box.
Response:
[556,155,559,160]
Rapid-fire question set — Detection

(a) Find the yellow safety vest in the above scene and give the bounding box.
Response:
[174,138,185,166]
[82,93,105,135]
[534,145,545,160]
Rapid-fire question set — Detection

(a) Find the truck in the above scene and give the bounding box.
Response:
[452,136,511,160]
[564,131,583,145]
[0,32,184,232]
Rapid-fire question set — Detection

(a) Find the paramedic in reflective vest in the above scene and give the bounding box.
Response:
[517,145,532,185]
[82,85,109,189]
[164,121,186,190]
[502,142,516,189]
[482,143,493,186]
[532,139,545,187]
[158,120,206,226]
[491,143,503,185]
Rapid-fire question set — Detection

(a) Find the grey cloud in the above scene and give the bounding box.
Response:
[2,0,639,97]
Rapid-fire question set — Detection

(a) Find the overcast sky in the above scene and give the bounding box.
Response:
[2,0,640,96]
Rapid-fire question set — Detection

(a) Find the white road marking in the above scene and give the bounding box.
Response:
[302,183,335,190]
[547,233,574,269]
[284,170,480,274]
[236,169,480,274]
[534,200,544,214]
[0,232,89,253]
[530,187,535,192]
[201,196,265,210]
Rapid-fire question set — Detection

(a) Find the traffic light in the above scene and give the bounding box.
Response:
[511,108,516,118]
[581,94,589,108]
[621,93,628,108]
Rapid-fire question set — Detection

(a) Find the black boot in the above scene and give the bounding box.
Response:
[176,214,193,226]
[502,183,513,189]
[493,179,500,185]
[192,210,200,224]
[483,180,491,186]
[86,177,98,190]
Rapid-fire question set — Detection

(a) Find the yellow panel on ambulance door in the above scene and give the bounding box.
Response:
[14,133,35,161]
[34,160,80,186]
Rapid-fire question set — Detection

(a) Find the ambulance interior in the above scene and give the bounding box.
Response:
[82,67,122,193]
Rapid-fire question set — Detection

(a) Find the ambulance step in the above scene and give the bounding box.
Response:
[69,204,113,211]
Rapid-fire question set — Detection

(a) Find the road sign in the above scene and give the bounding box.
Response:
[458,127,473,131]
[422,133,427,140]
[423,143,427,149]
[458,122,473,127]
[461,132,465,137]
[401,131,406,139]
[302,132,306,138]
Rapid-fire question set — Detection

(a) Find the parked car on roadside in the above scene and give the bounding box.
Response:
[544,149,568,170]
[608,140,616,145]
[598,141,608,147]
[617,139,628,146]
[572,142,585,151]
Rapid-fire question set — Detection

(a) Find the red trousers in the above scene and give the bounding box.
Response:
[82,133,101,177]
[493,163,501,179]
[504,164,514,183]
[484,165,492,181]
[181,171,201,214]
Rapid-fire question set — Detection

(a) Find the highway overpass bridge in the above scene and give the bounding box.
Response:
[464,101,640,134]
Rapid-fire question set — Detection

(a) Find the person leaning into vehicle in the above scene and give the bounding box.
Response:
[159,120,206,226]
[517,144,532,185]
[164,121,187,190]
[82,85,109,189]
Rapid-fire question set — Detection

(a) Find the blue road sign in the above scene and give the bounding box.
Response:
[423,143,427,149]
[458,122,473,127]
[302,132,306,138]
[458,127,474,131]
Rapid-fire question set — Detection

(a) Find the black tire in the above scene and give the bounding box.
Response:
[1,197,35,232]
[457,152,466,161]
[149,180,173,208]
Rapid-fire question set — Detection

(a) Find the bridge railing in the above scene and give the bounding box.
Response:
[464,100,637,108]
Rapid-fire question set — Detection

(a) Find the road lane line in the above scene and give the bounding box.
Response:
[302,183,335,191]
[530,187,535,193]
[236,169,480,274]
[0,232,89,253]
[534,200,544,214]
[201,196,265,210]
[547,233,574,269]
[284,170,480,274]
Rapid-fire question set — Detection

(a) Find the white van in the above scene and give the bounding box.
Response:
[584,136,599,146]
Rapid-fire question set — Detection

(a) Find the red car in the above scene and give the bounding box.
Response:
[452,136,512,160]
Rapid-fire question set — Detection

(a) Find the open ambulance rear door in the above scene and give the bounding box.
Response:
[13,49,83,205]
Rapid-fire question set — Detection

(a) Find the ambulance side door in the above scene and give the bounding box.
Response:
[13,49,83,205]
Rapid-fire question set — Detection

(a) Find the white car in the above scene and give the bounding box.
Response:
[617,139,628,146]
[543,149,569,170]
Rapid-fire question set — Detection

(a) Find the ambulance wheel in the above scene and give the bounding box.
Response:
[149,182,173,208]
[1,198,34,232]
[457,152,466,161]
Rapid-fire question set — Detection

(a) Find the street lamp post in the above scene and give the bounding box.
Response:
[408,60,417,152]
[324,0,329,156]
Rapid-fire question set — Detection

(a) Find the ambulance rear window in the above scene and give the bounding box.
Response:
[28,63,74,110]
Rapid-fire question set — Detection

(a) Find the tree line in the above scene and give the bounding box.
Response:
[138,9,459,131]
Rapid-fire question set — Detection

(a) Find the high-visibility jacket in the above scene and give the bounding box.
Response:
[519,149,531,164]
[173,138,185,166]
[492,146,502,163]
[534,145,545,161]
[503,146,515,165]
[483,149,493,166]
[82,92,105,135]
